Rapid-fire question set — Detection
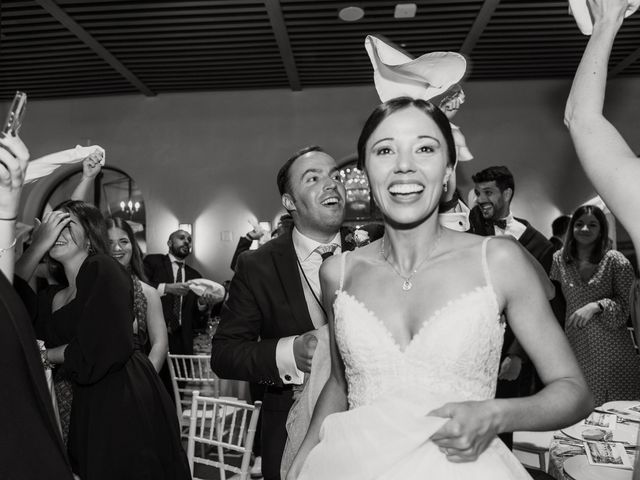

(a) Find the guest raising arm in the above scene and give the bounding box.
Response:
[564,0,640,254]
[0,134,29,279]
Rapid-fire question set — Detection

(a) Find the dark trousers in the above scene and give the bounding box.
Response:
[249,383,265,457]
[261,407,288,480]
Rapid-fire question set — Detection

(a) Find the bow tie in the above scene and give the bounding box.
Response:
[493,218,508,230]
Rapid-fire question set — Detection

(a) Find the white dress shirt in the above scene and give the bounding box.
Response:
[276,228,342,385]
[493,213,527,240]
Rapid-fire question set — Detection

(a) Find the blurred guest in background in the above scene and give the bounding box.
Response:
[107,217,168,372]
[551,204,640,405]
[549,215,571,252]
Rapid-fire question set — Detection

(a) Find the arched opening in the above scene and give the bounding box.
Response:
[39,166,147,252]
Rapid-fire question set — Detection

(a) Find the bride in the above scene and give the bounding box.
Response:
[287,97,593,479]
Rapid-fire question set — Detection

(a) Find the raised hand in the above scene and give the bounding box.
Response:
[0,134,30,220]
[81,151,103,179]
[428,400,499,462]
[31,210,71,251]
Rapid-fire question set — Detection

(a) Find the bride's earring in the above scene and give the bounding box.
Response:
[443,183,448,193]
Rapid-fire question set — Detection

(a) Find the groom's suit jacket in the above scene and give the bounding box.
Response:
[211,227,353,479]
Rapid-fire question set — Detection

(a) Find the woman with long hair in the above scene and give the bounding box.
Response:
[551,204,639,405]
[16,200,190,480]
[287,97,592,479]
[106,217,168,371]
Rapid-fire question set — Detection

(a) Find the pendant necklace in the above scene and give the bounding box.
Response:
[380,229,444,291]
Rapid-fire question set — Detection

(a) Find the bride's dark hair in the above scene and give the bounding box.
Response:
[357,97,456,170]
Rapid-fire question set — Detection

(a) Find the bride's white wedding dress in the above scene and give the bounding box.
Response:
[298,238,532,479]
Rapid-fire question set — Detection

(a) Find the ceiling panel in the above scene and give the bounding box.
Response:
[1,0,638,100]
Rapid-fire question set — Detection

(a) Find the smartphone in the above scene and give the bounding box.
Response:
[2,91,27,136]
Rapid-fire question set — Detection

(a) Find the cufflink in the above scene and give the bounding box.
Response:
[284,374,291,381]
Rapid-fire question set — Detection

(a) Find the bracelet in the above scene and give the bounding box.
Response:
[0,237,17,258]
[597,301,605,312]
[40,344,53,370]
[0,215,17,221]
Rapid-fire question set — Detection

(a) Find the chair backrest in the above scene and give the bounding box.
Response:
[187,391,262,480]
[167,354,220,420]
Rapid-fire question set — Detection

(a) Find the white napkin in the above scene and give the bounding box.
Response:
[364,35,473,162]
[364,35,466,102]
[188,278,225,302]
[569,0,640,35]
[24,145,105,184]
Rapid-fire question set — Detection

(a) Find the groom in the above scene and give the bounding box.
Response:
[211,146,349,480]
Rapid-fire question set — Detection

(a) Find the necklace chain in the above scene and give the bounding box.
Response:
[380,229,444,291]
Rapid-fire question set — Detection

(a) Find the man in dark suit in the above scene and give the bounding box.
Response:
[144,230,211,394]
[471,165,556,449]
[211,146,347,480]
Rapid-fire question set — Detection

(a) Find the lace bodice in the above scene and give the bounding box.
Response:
[334,238,504,409]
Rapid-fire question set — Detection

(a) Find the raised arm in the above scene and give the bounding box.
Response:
[70,152,102,202]
[565,0,640,250]
[286,255,348,479]
[0,134,29,280]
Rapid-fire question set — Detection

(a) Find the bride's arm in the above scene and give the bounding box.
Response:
[564,0,640,251]
[430,237,592,462]
[286,256,348,479]
[491,238,593,429]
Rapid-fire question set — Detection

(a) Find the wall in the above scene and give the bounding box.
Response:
[13,78,640,281]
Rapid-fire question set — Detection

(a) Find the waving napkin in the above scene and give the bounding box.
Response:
[365,35,473,161]
[365,35,466,102]
[188,278,225,302]
[24,145,105,184]
[569,0,639,35]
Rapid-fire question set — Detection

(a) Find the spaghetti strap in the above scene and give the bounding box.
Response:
[339,251,349,292]
[481,237,494,292]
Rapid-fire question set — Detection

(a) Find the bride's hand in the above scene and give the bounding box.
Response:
[428,400,500,462]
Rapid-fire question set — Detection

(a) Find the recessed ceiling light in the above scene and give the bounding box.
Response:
[394,3,417,19]
[339,6,365,22]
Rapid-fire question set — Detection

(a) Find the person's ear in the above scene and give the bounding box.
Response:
[282,193,296,212]
[503,187,513,204]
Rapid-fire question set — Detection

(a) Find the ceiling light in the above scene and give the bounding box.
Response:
[339,6,364,22]
[394,3,417,19]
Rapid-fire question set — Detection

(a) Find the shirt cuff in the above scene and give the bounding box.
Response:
[276,336,304,385]
[158,283,166,296]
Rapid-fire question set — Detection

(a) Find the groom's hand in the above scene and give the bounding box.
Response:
[428,400,500,462]
[293,332,318,373]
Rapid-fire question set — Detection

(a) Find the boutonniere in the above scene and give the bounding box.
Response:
[345,228,371,249]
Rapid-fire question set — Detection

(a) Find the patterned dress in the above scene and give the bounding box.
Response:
[551,249,640,405]
[131,275,149,352]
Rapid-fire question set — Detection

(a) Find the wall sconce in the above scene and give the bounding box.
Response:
[178,223,192,235]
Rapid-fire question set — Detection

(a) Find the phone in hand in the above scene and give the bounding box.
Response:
[2,91,27,136]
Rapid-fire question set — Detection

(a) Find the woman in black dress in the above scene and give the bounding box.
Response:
[18,200,190,480]
[0,133,74,480]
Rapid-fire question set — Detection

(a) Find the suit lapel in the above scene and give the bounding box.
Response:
[163,254,175,282]
[271,232,314,333]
